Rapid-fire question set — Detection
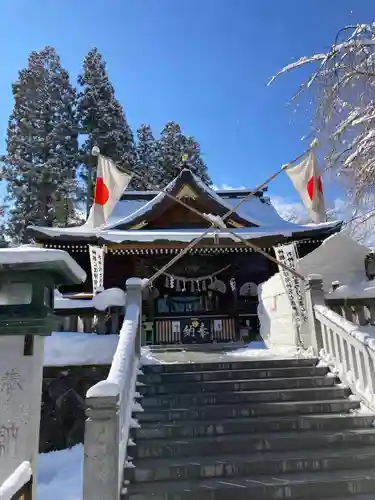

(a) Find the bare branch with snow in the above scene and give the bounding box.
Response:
[269,22,375,204]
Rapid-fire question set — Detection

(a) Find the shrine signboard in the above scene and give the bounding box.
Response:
[181,318,212,343]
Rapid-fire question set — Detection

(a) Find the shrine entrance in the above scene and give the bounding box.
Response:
[142,253,267,345]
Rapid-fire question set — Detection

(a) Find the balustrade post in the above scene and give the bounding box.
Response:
[126,278,144,355]
[83,386,120,500]
[304,274,325,356]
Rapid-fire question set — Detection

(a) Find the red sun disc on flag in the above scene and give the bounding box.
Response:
[94,177,109,205]
[307,176,323,200]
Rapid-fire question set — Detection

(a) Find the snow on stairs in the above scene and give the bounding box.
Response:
[125,357,375,499]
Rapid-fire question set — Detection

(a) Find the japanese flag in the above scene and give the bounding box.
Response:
[87,155,132,228]
[285,151,326,224]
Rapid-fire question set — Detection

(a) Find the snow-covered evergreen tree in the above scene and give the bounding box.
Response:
[269,23,375,206]
[2,46,79,241]
[132,124,159,189]
[77,48,135,196]
[156,122,211,186]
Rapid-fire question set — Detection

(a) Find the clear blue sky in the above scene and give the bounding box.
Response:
[0,0,373,205]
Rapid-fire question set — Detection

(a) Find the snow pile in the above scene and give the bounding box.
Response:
[54,296,93,310]
[329,279,375,300]
[92,288,126,311]
[0,462,32,500]
[54,288,126,310]
[258,233,371,351]
[37,446,83,500]
[44,332,118,366]
[299,233,370,290]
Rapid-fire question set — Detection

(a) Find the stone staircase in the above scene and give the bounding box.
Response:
[126,357,375,499]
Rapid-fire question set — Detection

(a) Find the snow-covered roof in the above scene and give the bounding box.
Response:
[0,246,86,284]
[29,222,341,244]
[27,168,342,242]
[71,169,291,231]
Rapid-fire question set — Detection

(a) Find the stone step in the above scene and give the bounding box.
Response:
[321,496,375,500]
[136,399,360,422]
[134,414,374,440]
[142,357,318,374]
[125,468,375,499]
[132,428,375,460]
[140,386,349,409]
[146,343,245,352]
[140,365,329,384]
[139,375,335,396]
[126,447,375,483]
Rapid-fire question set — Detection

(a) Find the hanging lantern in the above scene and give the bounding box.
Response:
[164,276,169,288]
[196,280,200,291]
[229,277,237,292]
[170,276,175,289]
[176,279,181,292]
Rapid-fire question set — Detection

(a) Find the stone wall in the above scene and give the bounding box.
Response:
[40,365,110,453]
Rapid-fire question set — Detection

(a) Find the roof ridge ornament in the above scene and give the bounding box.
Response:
[174,153,191,177]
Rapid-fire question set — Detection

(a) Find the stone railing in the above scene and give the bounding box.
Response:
[82,278,145,500]
[325,282,375,327]
[306,275,375,410]
[0,462,32,500]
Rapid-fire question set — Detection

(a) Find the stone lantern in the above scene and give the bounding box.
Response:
[0,246,86,497]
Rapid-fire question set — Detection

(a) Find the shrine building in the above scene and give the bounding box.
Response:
[27,168,341,344]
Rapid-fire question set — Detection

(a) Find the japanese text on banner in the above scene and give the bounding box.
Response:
[89,245,105,294]
[273,243,307,328]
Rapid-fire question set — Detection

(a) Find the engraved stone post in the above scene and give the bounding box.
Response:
[304,274,325,355]
[83,386,120,500]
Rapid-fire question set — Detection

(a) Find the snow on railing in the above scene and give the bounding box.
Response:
[82,278,145,500]
[0,462,32,500]
[315,304,375,409]
[326,279,375,327]
[307,274,375,410]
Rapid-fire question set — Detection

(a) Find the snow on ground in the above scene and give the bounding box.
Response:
[45,333,309,368]
[44,332,118,366]
[139,341,313,365]
[37,446,83,500]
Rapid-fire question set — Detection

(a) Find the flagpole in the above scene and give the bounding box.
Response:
[88,146,101,218]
